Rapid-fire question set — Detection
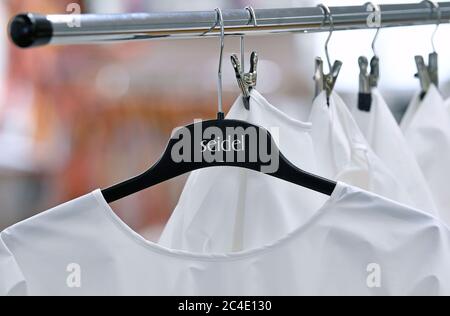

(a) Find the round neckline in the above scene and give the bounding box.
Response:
[92,182,346,262]
[249,90,313,131]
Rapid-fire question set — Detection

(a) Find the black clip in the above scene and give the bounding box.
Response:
[358,56,379,111]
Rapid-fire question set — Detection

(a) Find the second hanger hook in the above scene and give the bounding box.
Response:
[240,6,258,71]
[365,2,381,57]
[422,0,441,53]
[318,4,334,73]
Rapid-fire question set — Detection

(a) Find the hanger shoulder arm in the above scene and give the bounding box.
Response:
[270,153,337,196]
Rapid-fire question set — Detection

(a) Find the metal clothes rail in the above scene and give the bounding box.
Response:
[8,2,450,48]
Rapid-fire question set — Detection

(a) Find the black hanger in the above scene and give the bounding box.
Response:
[101,8,337,203]
[102,118,336,203]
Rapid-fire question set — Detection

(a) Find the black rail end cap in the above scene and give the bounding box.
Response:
[9,13,53,48]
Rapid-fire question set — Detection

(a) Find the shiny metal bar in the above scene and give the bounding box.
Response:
[9,2,450,48]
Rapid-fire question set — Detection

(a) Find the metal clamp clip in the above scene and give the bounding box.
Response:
[231,52,258,110]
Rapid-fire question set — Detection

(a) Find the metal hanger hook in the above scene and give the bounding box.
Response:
[240,6,258,72]
[365,2,381,57]
[199,8,225,116]
[215,8,225,117]
[422,0,441,53]
[317,4,334,73]
[245,6,258,27]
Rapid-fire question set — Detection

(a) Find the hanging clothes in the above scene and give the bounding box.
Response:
[401,85,450,225]
[160,90,328,253]
[350,89,438,215]
[159,90,418,253]
[308,91,416,207]
[2,183,450,296]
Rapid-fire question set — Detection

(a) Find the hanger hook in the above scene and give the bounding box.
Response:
[365,2,381,57]
[200,9,225,117]
[317,4,334,72]
[240,6,258,72]
[422,0,441,53]
[245,6,258,27]
[214,8,225,118]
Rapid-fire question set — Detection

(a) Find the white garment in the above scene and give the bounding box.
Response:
[2,184,450,296]
[350,89,437,215]
[160,91,416,253]
[161,91,328,253]
[308,91,415,207]
[401,85,450,226]
[445,98,450,111]
[0,238,26,296]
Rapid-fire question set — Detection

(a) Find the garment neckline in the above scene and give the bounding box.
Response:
[92,182,347,262]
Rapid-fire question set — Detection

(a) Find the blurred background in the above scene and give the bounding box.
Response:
[1,0,450,239]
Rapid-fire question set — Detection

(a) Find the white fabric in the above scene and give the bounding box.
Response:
[160,91,328,253]
[308,92,415,206]
[401,86,450,225]
[0,238,27,296]
[445,98,450,111]
[350,89,438,215]
[2,184,450,296]
[401,90,422,131]
[159,91,417,253]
